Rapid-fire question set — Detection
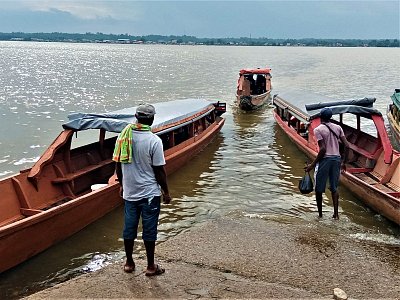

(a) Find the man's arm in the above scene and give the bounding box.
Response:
[152,165,171,204]
[340,135,350,172]
[115,162,123,185]
[115,162,123,197]
[305,139,326,172]
[340,135,350,159]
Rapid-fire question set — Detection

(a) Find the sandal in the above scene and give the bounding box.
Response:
[145,264,165,276]
[123,262,135,273]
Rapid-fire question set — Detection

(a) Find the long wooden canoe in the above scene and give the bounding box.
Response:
[0,98,226,273]
[272,91,400,224]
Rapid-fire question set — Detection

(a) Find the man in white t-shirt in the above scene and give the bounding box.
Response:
[305,107,349,219]
[115,104,171,276]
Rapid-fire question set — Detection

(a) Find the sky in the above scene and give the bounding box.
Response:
[0,1,399,39]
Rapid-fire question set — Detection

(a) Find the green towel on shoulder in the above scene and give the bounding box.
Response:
[112,123,151,163]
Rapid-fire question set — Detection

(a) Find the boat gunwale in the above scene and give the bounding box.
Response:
[154,105,215,135]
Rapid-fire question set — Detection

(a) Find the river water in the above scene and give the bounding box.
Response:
[0,42,399,298]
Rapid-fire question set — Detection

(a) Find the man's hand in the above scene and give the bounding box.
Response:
[341,162,347,173]
[163,193,172,204]
[304,164,314,173]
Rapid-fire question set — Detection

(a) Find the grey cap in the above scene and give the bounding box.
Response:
[136,104,156,117]
[320,107,332,120]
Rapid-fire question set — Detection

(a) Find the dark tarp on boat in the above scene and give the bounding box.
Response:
[273,90,381,122]
[62,98,216,133]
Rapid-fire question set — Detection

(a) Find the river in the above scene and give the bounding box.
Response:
[0,42,399,298]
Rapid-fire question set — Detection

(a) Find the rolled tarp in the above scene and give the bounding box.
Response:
[305,97,376,111]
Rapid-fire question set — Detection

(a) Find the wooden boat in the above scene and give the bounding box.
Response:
[236,68,272,110]
[387,89,400,148]
[272,91,400,225]
[0,98,226,273]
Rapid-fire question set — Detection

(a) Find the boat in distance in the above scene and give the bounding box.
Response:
[272,91,400,225]
[0,98,226,273]
[236,68,272,111]
[387,89,400,149]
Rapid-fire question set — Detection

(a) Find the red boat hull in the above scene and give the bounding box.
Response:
[274,111,400,225]
[0,117,225,273]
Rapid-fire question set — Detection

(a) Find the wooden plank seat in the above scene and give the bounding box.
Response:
[41,197,73,210]
[373,183,396,193]
[354,172,400,193]
[386,182,400,192]
[354,173,379,185]
[370,171,383,181]
[346,167,373,174]
[347,143,376,160]
[52,159,113,184]
[20,208,42,216]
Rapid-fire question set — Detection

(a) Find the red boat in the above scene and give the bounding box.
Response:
[236,68,272,110]
[273,91,400,225]
[0,98,226,273]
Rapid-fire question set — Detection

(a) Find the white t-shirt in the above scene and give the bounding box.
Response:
[121,131,165,201]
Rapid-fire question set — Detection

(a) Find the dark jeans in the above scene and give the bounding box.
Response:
[315,156,341,193]
[123,196,160,241]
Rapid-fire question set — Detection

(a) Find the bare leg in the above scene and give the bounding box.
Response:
[144,240,165,276]
[331,190,339,219]
[315,192,323,218]
[123,239,135,272]
[144,240,155,269]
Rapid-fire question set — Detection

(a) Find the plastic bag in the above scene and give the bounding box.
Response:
[298,171,314,194]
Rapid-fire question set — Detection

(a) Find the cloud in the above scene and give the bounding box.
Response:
[0,1,397,38]
[18,0,140,20]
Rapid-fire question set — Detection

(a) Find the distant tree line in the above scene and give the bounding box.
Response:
[0,32,398,47]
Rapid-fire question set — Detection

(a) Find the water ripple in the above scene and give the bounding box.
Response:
[0,42,399,299]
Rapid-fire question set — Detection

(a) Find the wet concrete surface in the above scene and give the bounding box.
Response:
[25,216,399,299]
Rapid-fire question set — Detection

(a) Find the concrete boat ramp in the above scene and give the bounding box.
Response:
[25,216,399,299]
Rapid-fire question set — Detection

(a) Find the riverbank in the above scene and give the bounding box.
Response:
[25,215,399,299]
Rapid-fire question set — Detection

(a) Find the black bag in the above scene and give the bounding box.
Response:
[298,171,314,194]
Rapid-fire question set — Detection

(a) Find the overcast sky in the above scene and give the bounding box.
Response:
[0,1,399,39]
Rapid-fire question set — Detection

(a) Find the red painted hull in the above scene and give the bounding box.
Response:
[237,92,271,111]
[0,118,225,273]
[274,111,400,225]
[0,183,121,273]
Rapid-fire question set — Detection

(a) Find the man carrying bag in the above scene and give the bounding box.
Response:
[305,107,350,219]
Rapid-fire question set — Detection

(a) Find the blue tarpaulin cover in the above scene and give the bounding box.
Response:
[63,98,215,133]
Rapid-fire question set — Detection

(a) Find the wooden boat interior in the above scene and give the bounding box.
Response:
[0,99,226,228]
[274,95,400,198]
[387,89,400,149]
[0,130,117,227]
[237,68,272,97]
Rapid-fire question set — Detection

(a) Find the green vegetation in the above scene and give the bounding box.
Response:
[0,32,398,47]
